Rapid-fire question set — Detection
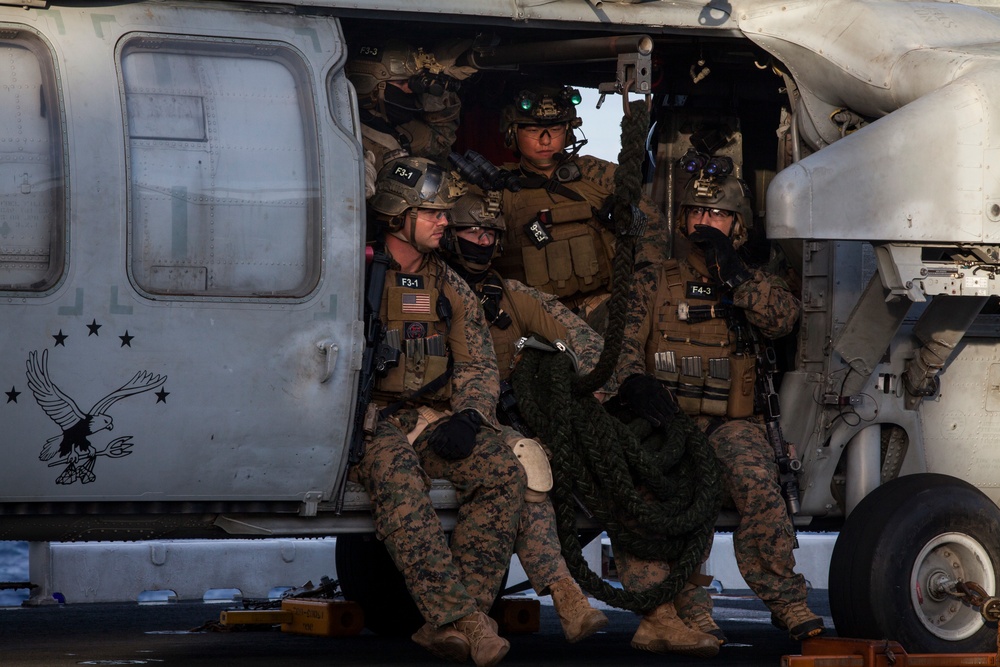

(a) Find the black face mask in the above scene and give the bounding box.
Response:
[456,236,496,266]
[383,84,419,125]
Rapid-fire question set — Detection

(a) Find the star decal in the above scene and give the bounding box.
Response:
[119,331,134,347]
[6,386,19,403]
[87,319,102,336]
[52,330,67,346]
[155,388,169,403]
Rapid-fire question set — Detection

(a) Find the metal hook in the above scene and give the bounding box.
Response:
[621,77,634,118]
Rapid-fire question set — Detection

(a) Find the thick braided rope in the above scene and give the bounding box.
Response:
[512,101,721,612]
[514,348,720,612]
[573,100,646,396]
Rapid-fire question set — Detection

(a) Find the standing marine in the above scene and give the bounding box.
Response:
[354,157,526,667]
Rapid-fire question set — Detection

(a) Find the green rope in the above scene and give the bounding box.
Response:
[573,100,646,396]
[512,100,722,612]
[514,349,721,612]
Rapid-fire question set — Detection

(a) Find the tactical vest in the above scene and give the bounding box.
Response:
[647,259,755,418]
[496,163,615,300]
[373,268,452,405]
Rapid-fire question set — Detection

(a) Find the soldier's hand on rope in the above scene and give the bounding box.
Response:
[688,225,751,289]
[428,409,483,460]
[617,374,678,427]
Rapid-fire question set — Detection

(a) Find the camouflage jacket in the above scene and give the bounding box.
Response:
[472,273,604,381]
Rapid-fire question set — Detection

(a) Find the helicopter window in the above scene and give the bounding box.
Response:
[120,36,321,299]
[0,28,66,293]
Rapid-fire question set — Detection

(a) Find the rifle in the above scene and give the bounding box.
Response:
[349,244,400,466]
[497,379,535,438]
[742,322,802,531]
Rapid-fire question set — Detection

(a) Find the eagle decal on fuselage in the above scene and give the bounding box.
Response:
[25,349,167,485]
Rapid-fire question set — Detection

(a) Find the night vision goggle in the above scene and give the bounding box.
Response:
[409,49,460,96]
[679,148,734,177]
[515,87,582,120]
[679,149,738,200]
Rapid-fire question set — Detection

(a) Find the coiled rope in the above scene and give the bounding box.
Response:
[511,99,721,612]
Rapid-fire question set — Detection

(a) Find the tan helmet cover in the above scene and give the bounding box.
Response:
[679,173,753,246]
[449,191,505,234]
[369,157,458,217]
[345,39,418,98]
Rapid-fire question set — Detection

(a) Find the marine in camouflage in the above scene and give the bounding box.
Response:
[612,241,808,617]
[442,190,609,599]
[355,248,526,627]
[481,274,598,595]
[345,39,464,197]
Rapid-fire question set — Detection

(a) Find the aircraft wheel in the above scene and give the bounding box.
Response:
[335,533,424,636]
[829,473,1000,653]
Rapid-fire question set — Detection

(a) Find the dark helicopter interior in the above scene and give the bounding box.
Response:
[339,15,790,270]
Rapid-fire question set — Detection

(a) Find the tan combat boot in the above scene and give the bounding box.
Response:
[631,602,720,658]
[454,610,510,667]
[411,622,471,663]
[548,577,609,643]
[683,610,727,645]
[770,601,825,641]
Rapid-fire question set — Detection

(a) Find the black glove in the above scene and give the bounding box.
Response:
[688,225,751,288]
[428,409,483,460]
[617,374,678,427]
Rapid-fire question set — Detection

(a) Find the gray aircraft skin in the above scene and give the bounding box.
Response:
[3,0,1000,654]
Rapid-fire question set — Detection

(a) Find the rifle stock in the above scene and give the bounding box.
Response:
[348,247,398,466]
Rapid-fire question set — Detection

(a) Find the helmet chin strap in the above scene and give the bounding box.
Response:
[393,209,438,254]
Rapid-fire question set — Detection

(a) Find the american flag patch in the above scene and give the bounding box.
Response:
[401,293,431,314]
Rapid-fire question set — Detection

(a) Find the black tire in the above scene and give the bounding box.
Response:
[829,473,1000,653]
[335,533,424,636]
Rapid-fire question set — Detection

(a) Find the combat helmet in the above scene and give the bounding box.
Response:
[450,190,505,235]
[678,153,753,248]
[369,157,460,224]
[441,190,505,274]
[345,40,417,97]
[501,83,584,148]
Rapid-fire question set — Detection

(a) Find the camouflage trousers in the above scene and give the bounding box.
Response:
[681,416,807,616]
[615,417,806,617]
[514,497,572,594]
[613,499,702,614]
[354,411,526,627]
[496,425,572,594]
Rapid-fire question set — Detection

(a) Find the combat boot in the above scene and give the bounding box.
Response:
[411,622,471,663]
[770,601,825,640]
[631,602,720,658]
[454,610,510,667]
[683,610,728,645]
[548,577,609,643]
